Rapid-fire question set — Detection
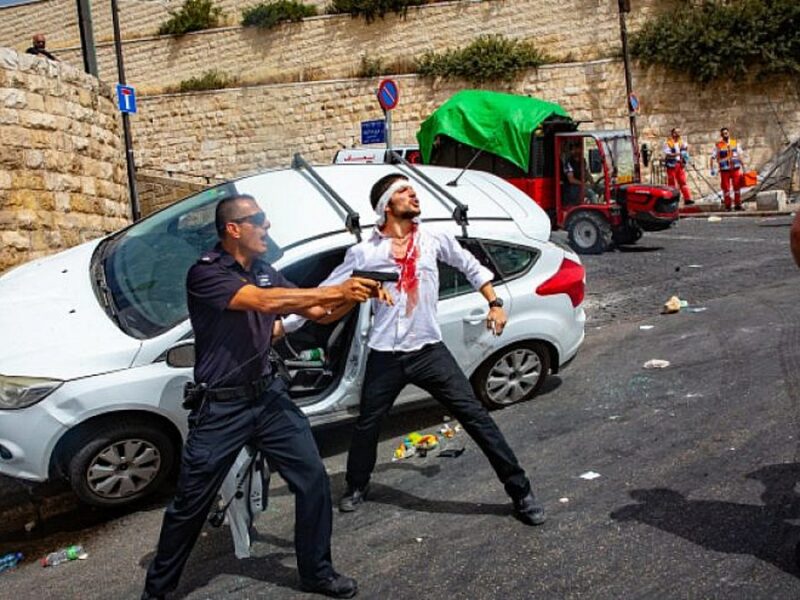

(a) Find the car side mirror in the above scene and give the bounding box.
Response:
[166,340,195,368]
[641,143,651,168]
[588,149,603,174]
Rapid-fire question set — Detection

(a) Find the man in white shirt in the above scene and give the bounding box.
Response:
[282,173,545,526]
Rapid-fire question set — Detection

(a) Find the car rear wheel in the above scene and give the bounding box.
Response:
[67,420,176,507]
[473,342,550,409]
[567,211,612,254]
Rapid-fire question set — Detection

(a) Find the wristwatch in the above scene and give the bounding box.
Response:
[488,297,504,309]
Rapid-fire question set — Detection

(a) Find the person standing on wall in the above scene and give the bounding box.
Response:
[25,33,57,61]
[141,194,388,600]
[710,127,746,211]
[282,173,547,527]
[663,127,693,206]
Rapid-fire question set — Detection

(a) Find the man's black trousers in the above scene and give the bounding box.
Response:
[144,378,334,596]
[345,342,532,500]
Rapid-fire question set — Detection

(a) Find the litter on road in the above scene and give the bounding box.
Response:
[41,545,87,568]
[708,215,723,222]
[393,432,440,460]
[639,325,654,330]
[662,296,682,314]
[559,497,570,503]
[643,359,671,369]
[687,264,703,268]
[438,447,465,458]
[579,471,602,480]
[687,307,708,313]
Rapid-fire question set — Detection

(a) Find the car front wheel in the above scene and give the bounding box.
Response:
[472,342,550,409]
[67,420,176,507]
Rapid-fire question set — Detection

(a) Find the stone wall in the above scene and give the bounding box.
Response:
[137,172,207,216]
[130,60,800,202]
[0,48,128,272]
[0,0,286,49]
[4,0,671,92]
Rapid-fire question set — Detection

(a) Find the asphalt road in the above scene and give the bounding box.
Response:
[2,215,800,599]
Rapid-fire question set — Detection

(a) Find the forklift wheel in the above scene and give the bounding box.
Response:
[566,211,612,255]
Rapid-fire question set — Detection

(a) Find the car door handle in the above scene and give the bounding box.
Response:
[462,313,485,324]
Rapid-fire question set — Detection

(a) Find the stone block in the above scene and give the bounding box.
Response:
[756,190,788,211]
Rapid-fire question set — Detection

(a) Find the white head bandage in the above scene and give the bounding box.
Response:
[374,179,410,227]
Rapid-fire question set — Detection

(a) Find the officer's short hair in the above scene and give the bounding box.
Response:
[720,126,729,134]
[370,174,408,210]
[215,194,257,238]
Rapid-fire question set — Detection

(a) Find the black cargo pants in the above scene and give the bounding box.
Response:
[345,342,532,500]
[144,377,334,596]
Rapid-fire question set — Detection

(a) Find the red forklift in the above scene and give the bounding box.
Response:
[417,91,680,254]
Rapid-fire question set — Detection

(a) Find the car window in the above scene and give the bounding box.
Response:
[438,239,497,300]
[279,248,348,287]
[483,242,538,279]
[96,182,285,339]
[437,239,538,300]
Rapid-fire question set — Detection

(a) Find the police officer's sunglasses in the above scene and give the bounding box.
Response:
[230,212,268,228]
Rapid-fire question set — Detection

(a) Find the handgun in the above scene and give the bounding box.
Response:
[351,270,400,284]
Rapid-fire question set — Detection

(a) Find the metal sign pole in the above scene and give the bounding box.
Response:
[385,110,392,154]
[111,0,140,221]
[76,0,98,76]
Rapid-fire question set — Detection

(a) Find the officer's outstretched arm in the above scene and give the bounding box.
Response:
[229,278,378,314]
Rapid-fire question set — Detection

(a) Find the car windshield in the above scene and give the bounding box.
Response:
[92,183,285,339]
[600,136,635,184]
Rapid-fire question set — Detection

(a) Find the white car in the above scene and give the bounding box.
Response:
[0,161,585,508]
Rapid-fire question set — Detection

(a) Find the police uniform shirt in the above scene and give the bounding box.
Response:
[187,245,295,387]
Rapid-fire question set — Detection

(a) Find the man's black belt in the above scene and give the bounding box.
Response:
[205,375,273,402]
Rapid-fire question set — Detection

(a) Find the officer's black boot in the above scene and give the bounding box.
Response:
[339,484,369,513]
[301,572,358,598]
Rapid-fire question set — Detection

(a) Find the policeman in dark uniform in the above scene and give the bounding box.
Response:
[142,194,381,599]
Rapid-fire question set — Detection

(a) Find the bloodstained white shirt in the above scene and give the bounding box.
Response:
[283,225,494,352]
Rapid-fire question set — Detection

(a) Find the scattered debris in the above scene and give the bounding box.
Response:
[643,359,670,369]
[558,497,570,503]
[24,521,36,532]
[41,545,87,568]
[687,307,707,313]
[662,296,682,314]
[0,552,23,574]
[579,471,602,480]
[608,415,621,420]
[708,215,722,222]
[639,325,654,330]
[687,264,703,268]
[439,423,456,438]
[393,432,439,460]
[414,537,423,543]
[438,448,465,458]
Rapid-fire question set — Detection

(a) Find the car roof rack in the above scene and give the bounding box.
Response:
[292,153,362,242]
[388,150,469,237]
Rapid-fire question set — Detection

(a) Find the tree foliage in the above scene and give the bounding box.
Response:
[416,35,547,83]
[326,0,426,24]
[158,0,224,35]
[631,0,800,83]
[242,1,318,28]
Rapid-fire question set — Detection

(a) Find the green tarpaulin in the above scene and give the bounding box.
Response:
[416,90,570,172]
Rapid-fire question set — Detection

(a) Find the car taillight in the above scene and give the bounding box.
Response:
[536,258,585,307]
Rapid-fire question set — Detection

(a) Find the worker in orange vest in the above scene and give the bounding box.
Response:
[662,128,693,206]
[710,126,746,211]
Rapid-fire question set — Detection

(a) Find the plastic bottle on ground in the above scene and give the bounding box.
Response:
[0,552,23,573]
[40,545,87,567]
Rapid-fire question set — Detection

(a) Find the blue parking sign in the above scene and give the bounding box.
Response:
[116,84,137,114]
[361,119,386,144]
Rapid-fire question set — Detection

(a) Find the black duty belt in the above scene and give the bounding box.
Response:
[205,375,273,402]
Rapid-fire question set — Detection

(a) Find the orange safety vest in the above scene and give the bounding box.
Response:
[664,137,687,168]
[715,138,742,171]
